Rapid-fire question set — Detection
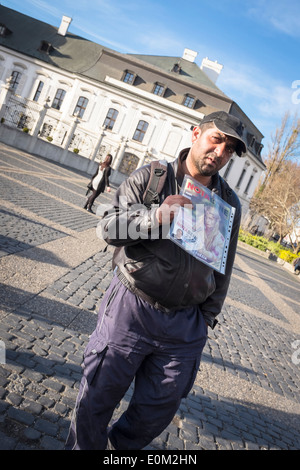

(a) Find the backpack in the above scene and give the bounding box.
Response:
[143,159,169,208]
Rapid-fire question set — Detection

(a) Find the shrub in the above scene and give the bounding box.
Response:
[279,250,298,264]
[238,229,296,264]
[73,148,79,154]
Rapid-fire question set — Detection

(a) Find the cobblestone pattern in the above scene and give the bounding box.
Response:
[44,251,113,313]
[1,246,299,450]
[0,177,97,233]
[0,143,299,450]
[0,208,67,257]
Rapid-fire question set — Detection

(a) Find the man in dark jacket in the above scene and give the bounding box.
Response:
[66,111,247,450]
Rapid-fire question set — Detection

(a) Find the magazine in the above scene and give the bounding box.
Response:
[168,175,236,274]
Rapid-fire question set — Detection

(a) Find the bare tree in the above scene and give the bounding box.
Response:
[257,112,300,193]
[251,160,300,248]
[251,112,300,249]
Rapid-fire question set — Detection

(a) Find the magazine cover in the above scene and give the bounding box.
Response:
[169,175,236,274]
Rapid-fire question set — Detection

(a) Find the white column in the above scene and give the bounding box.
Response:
[59,113,80,163]
[30,97,50,137]
[113,137,128,171]
[0,77,13,119]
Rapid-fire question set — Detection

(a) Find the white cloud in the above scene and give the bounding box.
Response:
[218,61,299,147]
[25,0,63,19]
[219,62,297,117]
[246,0,300,37]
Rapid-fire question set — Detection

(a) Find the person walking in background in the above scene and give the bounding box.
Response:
[293,257,300,274]
[84,154,113,213]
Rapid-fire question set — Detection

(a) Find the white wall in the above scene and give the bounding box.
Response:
[0,44,265,211]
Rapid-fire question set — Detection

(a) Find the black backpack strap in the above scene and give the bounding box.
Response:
[219,176,232,202]
[143,160,168,208]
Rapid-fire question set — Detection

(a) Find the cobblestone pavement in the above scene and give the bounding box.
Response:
[0,142,299,451]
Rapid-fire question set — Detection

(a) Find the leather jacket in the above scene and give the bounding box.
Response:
[100,148,241,328]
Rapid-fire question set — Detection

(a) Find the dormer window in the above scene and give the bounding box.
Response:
[0,24,12,37]
[255,142,263,157]
[122,70,136,85]
[39,41,54,54]
[172,62,181,73]
[153,82,165,97]
[247,133,255,147]
[183,94,195,109]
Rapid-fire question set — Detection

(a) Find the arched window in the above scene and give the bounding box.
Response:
[103,108,119,130]
[133,120,148,143]
[52,88,66,110]
[73,96,89,118]
[33,81,44,102]
[9,71,21,91]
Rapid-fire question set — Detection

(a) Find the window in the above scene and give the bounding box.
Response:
[123,71,135,85]
[17,114,29,129]
[244,175,254,194]
[33,81,44,102]
[118,153,139,175]
[103,108,119,130]
[171,63,181,73]
[223,159,234,180]
[153,83,165,97]
[183,95,195,108]
[9,71,21,91]
[39,41,53,54]
[73,96,89,118]
[40,123,53,138]
[52,89,66,110]
[0,24,12,37]
[133,120,148,143]
[236,168,246,188]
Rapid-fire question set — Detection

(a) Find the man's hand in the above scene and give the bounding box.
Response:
[156,195,192,225]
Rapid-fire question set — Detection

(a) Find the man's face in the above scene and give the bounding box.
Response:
[189,125,238,177]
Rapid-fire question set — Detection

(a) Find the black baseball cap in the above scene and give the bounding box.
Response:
[201,111,247,156]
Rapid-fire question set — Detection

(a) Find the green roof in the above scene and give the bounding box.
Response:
[128,54,225,94]
[0,6,226,97]
[0,6,106,74]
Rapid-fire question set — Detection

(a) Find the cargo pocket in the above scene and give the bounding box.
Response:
[83,338,108,386]
[182,357,201,398]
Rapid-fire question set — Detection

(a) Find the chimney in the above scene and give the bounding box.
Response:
[58,16,72,36]
[182,48,198,63]
[200,57,223,83]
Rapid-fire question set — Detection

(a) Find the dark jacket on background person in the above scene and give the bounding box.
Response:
[101,148,241,329]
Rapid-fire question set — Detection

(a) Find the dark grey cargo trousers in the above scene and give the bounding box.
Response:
[65,276,207,450]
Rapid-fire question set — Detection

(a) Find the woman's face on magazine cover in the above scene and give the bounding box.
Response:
[190,126,237,177]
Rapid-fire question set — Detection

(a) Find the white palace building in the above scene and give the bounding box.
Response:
[0,6,266,220]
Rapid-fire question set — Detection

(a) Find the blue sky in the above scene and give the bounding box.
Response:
[3,0,300,156]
